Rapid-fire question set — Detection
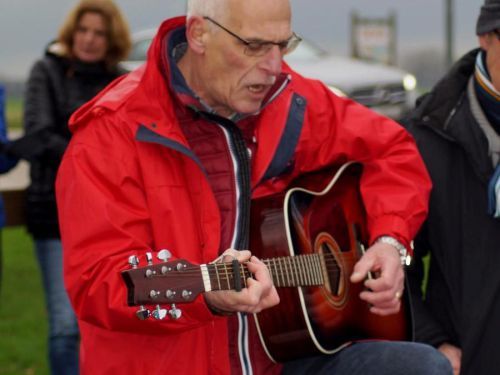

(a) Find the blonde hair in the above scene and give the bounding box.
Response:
[57,0,131,69]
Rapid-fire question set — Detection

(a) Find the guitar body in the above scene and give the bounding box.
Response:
[250,163,411,363]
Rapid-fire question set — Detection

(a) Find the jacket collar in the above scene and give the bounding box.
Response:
[411,49,496,181]
[411,49,479,135]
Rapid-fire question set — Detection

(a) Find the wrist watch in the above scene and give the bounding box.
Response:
[375,235,411,266]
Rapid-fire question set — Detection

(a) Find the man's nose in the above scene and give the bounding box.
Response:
[259,45,283,76]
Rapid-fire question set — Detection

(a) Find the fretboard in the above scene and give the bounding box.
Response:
[203,253,339,292]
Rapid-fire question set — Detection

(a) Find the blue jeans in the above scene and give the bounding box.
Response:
[282,341,453,375]
[35,239,79,375]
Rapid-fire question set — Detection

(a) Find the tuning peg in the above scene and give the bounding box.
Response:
[145,252,157,278]
[152,305,168,320]
[157,249,172,262]
[135,306,151,320]
[169,304,182,320]
[128,255,151,320]
[128,255,140,268]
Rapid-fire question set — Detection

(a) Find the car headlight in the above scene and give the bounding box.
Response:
[327,85,347,98]
[403,74,417,91]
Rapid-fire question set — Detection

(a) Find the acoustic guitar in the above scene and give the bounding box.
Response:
[121,162,412,362]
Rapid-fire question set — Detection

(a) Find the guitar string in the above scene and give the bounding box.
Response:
[149,253,348,289]
[150,254,345,277]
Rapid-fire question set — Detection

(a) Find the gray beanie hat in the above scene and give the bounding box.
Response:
[476,0,500,35]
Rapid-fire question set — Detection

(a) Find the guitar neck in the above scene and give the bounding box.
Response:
[205,253,327,292]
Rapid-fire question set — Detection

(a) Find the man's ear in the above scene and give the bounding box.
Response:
[478,33,493,51]
[185,16,208,54]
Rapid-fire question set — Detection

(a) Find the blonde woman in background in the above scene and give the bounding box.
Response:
[7,1,130,373]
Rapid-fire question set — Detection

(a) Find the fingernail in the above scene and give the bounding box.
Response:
[351,272,361,279]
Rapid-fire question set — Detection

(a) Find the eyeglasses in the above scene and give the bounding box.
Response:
[203,16,302,57]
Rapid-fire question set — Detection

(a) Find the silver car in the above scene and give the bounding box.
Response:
[121,29,417,120]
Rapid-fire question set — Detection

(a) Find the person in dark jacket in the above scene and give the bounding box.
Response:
[5,1,131,374]
[403,1,500,374]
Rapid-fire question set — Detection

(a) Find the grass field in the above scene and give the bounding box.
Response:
[0,227,49,375]
[5,98,23,130]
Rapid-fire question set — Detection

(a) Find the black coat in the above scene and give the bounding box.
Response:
[10,46,123,238]
[403,49,500,375]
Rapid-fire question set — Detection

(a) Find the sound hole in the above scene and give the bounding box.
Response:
[315,232,348,308]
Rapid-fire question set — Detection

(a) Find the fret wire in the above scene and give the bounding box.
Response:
[277,258,284,286]
[304,255,313,285]
[215,263,222,290]
[272,259,280,287]
[242,265,248,288]
[223,263,231,290]
[277,258,285,287]
[300,255,307,285]
[295,256,301,286]
[285,257,293,286]
[309,254,321,285]
[238,266,243,288]
[291,257,303,286]
[266,259,275,287]
[311,255,317,284]
[302,255,309,285]
[276,258,283,286]
[265,259,274,286]
[291,256,299,286]
[315,254,323,284]
[303,255,312,286]
[304,254,314,285]
[295,256,303,286]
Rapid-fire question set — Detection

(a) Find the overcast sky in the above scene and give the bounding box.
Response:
[0,0,484,80]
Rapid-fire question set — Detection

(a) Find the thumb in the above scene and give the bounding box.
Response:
[350,254,374,283]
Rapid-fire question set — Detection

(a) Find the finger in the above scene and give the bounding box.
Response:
[359,289,404,311]
[364,275,403,292]
[246,256,272,284]
[222,249,251,263]
[242,278,280,312]
[364,268,404,292]
[350,255,376,283]
[369,303,401,316]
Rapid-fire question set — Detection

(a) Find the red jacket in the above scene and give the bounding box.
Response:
[56,17,431,375]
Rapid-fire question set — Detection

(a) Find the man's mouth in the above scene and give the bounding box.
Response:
[248,84,267,93]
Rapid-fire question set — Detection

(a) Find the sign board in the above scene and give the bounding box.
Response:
[351,12,397,66]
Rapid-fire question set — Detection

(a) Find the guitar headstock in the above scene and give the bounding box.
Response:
[121,251,205,307]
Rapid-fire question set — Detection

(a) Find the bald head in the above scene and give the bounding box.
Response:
[187,0,291,24]
[186,0,225,19]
